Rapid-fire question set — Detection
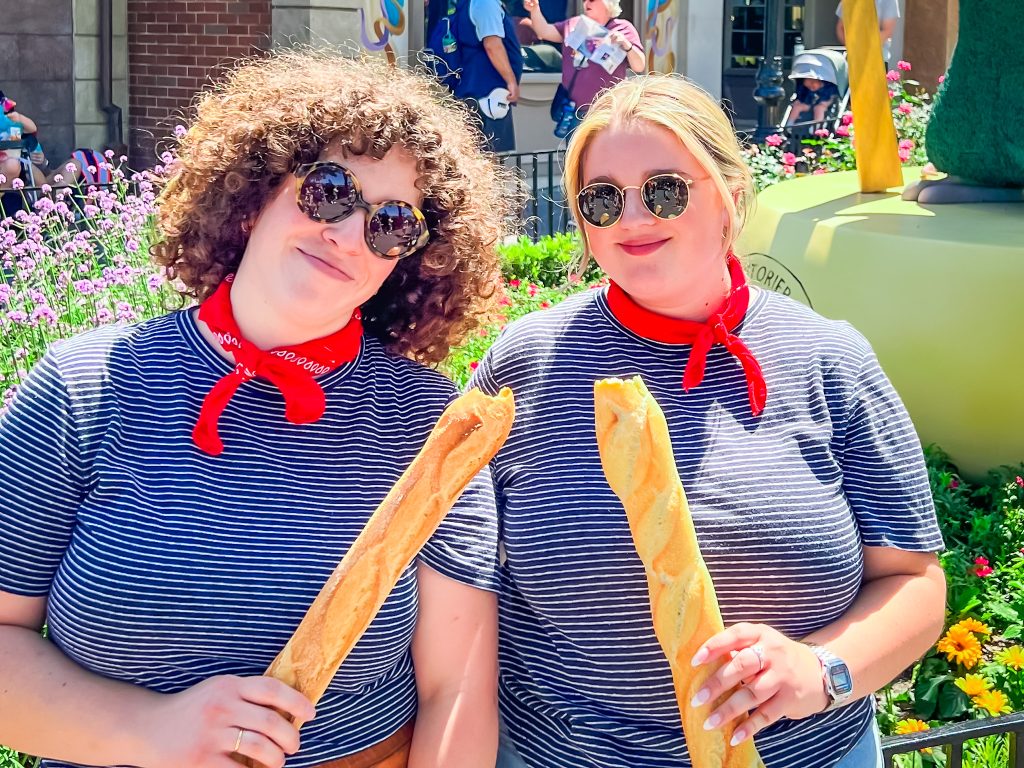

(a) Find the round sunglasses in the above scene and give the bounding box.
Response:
[294,162,431,260]
[577,173,693,228]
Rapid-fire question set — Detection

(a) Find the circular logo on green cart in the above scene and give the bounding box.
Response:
[743,252,813,309]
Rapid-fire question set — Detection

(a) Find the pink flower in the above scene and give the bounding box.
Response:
[540,301,551,309]
[841,112,854,126]
[898,102,913,115]
[886,70,901,82]
[469,361,479,371]
[898,148,912,163]
[888,89,898,100]
[765,134,785,147]
[174,124,187,137]
[836,125,850,137]
[499,296,512,307]
[812,168,828,175]
[938,74,946,84]
[783,165,796,176]
[949,478,960,489]
[899,139,915,150]
[973,557,994,578]
[897,60,912,72]
[814,128,830,138]
[1016,476,1024,488]
[527,284,540,297]
[508,279,520,288]
[782,152,798,166]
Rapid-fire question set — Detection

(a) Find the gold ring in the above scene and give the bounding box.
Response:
[233,727,245,754]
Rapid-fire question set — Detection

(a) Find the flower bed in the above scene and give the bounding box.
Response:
[741,61,935,191]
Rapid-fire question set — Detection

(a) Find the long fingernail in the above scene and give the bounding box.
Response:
[703,713,722,730]
[730,729,746,746]
[690,689,710,707]
[691,648,708,667]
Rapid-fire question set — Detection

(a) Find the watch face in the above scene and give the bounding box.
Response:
[829,662,854,696]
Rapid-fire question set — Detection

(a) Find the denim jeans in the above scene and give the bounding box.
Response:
[495,719,884,768]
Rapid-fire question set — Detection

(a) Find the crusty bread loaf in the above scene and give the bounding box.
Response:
[594,377,763,768]
[246,387,514,761]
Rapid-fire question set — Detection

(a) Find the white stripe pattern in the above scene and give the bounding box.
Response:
[471,286,943,768]
[0,311,499,767]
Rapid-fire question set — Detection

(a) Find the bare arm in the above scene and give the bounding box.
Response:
[6,111,38,134]
[879,16,898,47]
[691,547,945,744]
[408,563,499,768]
[0,590,315,768]
[523,0,562,43]
[804,547,946,701]
[481,36,520,102]
[836,18,846,44]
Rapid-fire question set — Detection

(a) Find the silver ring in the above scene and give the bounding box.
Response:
[749,643,766,673]
[233,727,245,754]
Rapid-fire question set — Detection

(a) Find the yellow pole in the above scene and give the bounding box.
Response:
[844,0,904,191]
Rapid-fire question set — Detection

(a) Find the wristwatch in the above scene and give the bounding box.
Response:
[624,42,634,52]
[804,644,854,711]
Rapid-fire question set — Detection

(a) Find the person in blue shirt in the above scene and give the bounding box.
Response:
[428,0,524,152]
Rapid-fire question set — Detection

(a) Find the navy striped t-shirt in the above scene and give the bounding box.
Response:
[470,286,943,768]
[0,310,500,767]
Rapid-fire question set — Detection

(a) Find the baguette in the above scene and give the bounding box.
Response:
[594,376,763,768]
[249,387,514,759]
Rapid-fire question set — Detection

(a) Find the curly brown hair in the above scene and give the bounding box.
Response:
[152,48,518,364]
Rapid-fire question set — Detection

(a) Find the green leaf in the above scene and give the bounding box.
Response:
[936,681,970,719]
[1004,624,1022,639]
[914,672,950,719]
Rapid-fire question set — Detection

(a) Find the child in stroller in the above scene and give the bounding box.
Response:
[784,48,849,127]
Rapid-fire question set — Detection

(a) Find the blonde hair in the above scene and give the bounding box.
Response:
[563,74,755,266]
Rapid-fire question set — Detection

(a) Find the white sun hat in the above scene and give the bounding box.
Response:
[478,87,511,120]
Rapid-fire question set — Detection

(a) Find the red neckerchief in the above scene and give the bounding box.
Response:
[605,253,767,416]
[192,275,363,455]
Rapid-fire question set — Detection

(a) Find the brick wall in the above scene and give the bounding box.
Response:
[127,0,271,168]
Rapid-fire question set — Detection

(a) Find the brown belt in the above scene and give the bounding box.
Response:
[314,720,414,768]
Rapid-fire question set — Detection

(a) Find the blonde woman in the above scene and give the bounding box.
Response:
[471,74,946,768]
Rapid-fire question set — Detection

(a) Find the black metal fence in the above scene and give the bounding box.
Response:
[881,712,1024,767]
[498,148,572,242]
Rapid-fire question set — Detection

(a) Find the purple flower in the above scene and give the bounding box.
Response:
[6,310,28,324]
[95,307,114,324]
[115,302,136,322]
[174,125,187,137]
[74,279,96,295]
[30,306,57,327]
[148,274,165,291]
[11,178,24,190]
[125,238,140,253]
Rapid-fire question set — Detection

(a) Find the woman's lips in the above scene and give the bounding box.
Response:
[299,248,352,280]
[618,238,669,257]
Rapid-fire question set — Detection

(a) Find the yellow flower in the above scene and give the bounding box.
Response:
[972,689,1011,716]
[937,625,983,669]
[894,719,931,735]
[954,618,992,636]
[997,645,1024,670]
[955,674,992,697]
[894,719,933,753]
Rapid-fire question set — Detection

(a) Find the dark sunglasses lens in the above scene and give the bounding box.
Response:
[368,203,427,258]
[299,165,358,221]
[643,175,689,219]
[578,184,623,227]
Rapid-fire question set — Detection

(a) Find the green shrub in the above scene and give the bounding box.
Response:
[497,231,604,287]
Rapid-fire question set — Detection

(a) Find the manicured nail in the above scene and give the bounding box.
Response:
[691,647,709,667]
[690,689,710,707]
[703,713,722,730]
[730,729,746,746]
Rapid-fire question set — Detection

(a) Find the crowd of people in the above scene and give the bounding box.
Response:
[0,3,946,766]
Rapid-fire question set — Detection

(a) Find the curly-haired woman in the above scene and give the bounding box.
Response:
[0,50,514,768]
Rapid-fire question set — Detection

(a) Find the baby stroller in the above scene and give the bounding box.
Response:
[780,47,850,137]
